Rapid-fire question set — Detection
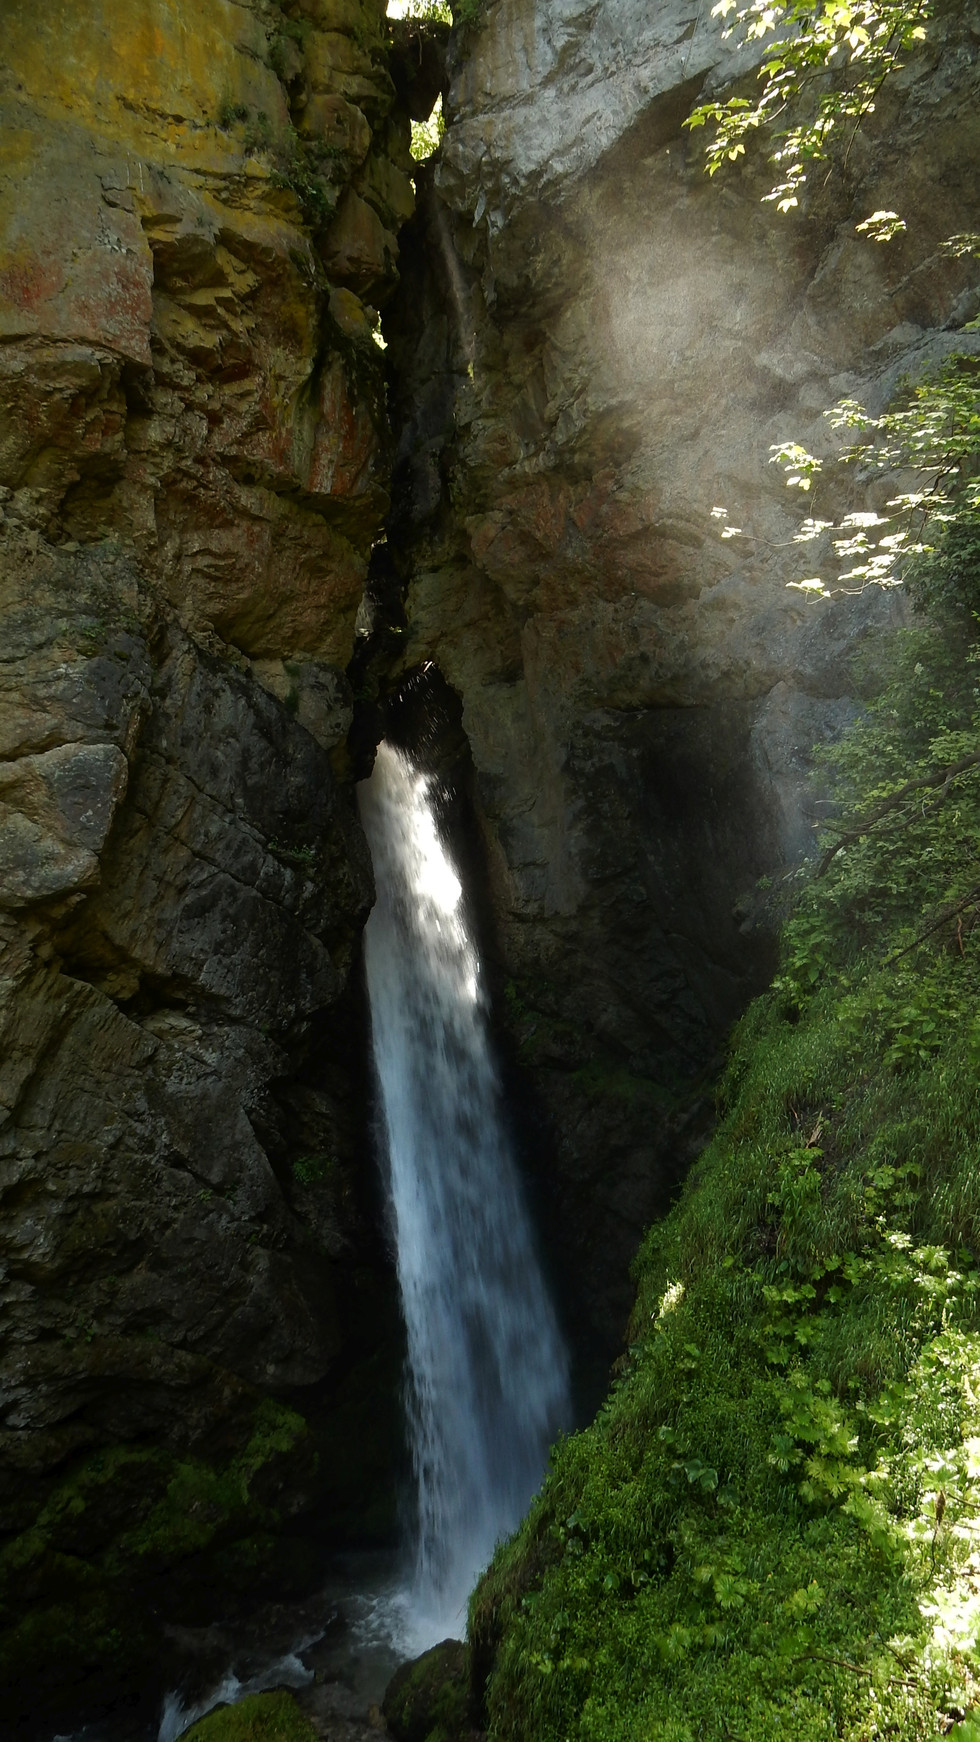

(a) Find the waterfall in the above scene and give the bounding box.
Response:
[358,741,571,1650]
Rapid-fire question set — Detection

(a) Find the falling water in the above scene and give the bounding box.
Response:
[358,741,571,1650]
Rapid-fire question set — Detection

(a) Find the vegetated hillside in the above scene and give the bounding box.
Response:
[469,551,980,1740]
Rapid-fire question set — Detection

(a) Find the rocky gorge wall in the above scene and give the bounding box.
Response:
[382,0,980,1360]
[0,0,440,1723]
[3,0,980,1729]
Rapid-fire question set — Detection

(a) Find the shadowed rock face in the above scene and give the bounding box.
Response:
[382,0,980,1358]
[0,541,373,1448]
[0,0,428,1710]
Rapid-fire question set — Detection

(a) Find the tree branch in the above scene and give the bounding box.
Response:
[795,1650,918,1688]
[882,882,980,967]
[817,751,980,876]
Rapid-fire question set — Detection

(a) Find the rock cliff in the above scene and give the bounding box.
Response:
[382,0,980,1359]
[0,0,428,1722]
[3,0,980,1726]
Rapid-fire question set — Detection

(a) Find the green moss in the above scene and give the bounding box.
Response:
[235,1397,307,1486]
[383,1639,469,1742]
[182,1690,319,1742]
[0,1402,311,1698]
[111,1401,306,1568]
[570,1061,673,1109]
[267,18,311,82]
[451,0,486,27]
[473,623,980,1741]
[291,1151,337,1187]
[502,979,595,1070]
[0,1564,143,1688]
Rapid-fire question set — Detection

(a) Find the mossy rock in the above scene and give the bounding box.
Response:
[382,1638,470,1742]
[182,1689,319,1741]
[0,1401,316,1723]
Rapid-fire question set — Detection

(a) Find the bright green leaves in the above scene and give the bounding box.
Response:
[680,1457,721,1492]
[685,0,931,209]
[410,95,445,161]
[769,439,822,490]
[387,0,451,19]
[767,354,980,600]
[783,1578,826,1617]
[855,208,907,241]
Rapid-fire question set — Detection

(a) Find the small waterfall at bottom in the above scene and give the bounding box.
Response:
[358,741,571,1652]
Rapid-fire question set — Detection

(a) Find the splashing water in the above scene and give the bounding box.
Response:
[156,1651,313,1742]
[358,742,571,1651]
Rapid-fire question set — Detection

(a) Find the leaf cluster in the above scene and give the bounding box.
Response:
[685,0,930,211]
[770,352,980,604]
[411,95,446,164]
[388,0,485,24]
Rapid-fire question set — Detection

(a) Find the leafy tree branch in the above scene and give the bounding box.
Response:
[685,0,931,211]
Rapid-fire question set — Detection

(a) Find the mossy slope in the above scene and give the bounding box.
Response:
[471,622,980,1742]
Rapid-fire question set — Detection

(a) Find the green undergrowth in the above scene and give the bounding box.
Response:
[472,602,980,1739]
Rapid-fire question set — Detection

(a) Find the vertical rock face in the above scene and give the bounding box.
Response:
[384,0,980,1354]
[0,0,424,1716]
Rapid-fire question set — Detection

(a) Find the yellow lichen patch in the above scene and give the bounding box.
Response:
[2,0,287,172]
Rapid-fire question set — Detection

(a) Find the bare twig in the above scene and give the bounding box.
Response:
[882,885,980,968]
[796,1650,918,1689]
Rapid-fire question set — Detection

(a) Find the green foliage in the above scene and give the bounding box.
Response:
[411,95,446,163]
[452,0,487,26]
[773,354,980,600]
[471,616,980,1741]
[213,102,341,233]
[392,0,453,19]
[683,2,980,622]
[685,0,930,211]
[267,835,317,870]
[267,18,311,82]
[383,1640,469,1742]
[267,129,343,234]
[0,1403,309,1691]
[291,1151,337,1186]
[182,1690,319,1742]
[243,110,274,154]
[217,100,250,128]
[775,627,980,1004]
[389,0,484,23]
[911,501,980,622]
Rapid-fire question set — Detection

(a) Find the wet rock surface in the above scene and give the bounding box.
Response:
[380,1639,471,1742]
[0,0,421,1723]
[382,0,980,1358]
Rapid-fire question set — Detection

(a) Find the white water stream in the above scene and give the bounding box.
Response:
[358,741,571,1651]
